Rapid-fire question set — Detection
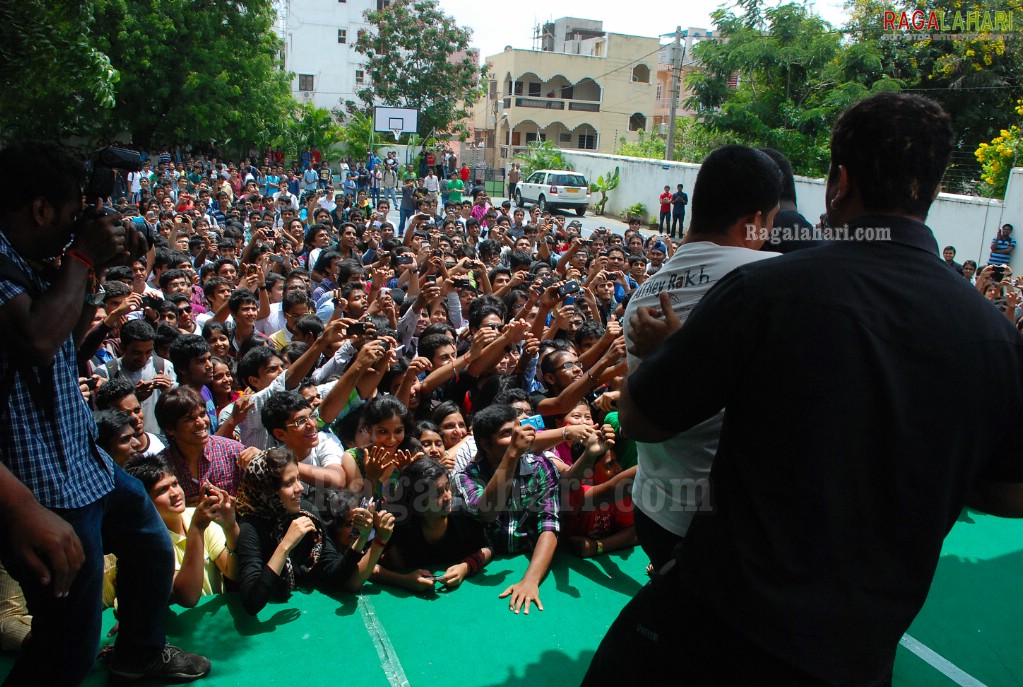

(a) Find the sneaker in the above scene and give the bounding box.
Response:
[109,644,211,683]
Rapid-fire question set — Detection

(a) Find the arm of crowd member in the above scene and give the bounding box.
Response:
[77,292,143,367]
[0,463,84,598]
[475,261,493,295]
[283,318,347,390]
[493,268,529,299]
[317,336,380,424]
[239,228,268,265]
[555,238,583,278]
[976,265,996,294]
[467,319,529,378]
[536,223,553,262]
[209,485,240,582]
[395,356,432,409]
[443,283,466,330]
[578,320,622,370]
[420,327,495,395]
[555,424,616,483]
[536,338,626,417]
[528,283,563,342]
[577,466,637,511]
[475,425,535,524]
[354,339,397,400]
[172,490,222,608]
[2,208,136,365]
[216,392,253,438]
[237,516,314,615]
[499,529,556,615]
[395,292,424,348]
[1005,286,1021,323]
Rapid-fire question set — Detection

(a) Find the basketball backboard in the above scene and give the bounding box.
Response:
[373,107,419,140]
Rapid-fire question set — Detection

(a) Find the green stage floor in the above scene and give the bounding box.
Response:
[2,510,1021,685]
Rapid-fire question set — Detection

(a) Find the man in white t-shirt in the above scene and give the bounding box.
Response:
[262,391,359,497]
[622,145,784,570]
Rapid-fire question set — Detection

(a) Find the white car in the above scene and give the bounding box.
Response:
[515,169,590,216]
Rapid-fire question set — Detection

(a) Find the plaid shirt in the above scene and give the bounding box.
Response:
[456,453,560,555]
[0,231,114,509]
[163,434,243,505]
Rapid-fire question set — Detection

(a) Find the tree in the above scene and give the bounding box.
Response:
[975,99,1023,197]
[0,0,118,141]
[590,167,620,215]
[687,1,899,176]
[91,0,292,148]
[514,140,572,176]
[352,0,484,139]
[618,120,738,164]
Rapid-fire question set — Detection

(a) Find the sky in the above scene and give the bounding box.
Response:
[438,0,851,59]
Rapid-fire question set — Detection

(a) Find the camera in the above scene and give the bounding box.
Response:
[453,278,473,289]
[519,414,545,430]
[557,280,581,297]
[141,295,162,309]
[83,147,157,248]
[395,255,414,266]
[348,322,367,336]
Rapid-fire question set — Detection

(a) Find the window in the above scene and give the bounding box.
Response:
[559,133,571,143]
[629,113,647,131]
[527,82,541,97]
[338,29,347,44]
[355,69,365,84]
[376,0,390,9]
[513,82,523,96]
[526,172,545,183]
[578,133,596,150]
[560,86,574,99]
[524,132,546,144]
[656,83,663,99]
[298,74,314,91]
[632,65,651,83]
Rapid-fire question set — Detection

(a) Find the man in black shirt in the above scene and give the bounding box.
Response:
[669,184,687,238]
[584,93,1023,684]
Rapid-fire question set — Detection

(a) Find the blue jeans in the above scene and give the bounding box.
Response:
[398,209,413,236]
[1,466,173,687]
[383,187,398,207]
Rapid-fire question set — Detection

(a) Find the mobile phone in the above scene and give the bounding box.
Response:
[265,228,275,238]
[557,280,581,297]
[453,278,472,289]
[520,414,545,430]
[86,377,99,391]
[431,249,443,257]
[378,339,391,352]
[141,295,162,309]
[991,265,1005,279]
[424,275,437,284]
[348,322,367,336]
[268,254,284,264]
[396,255,414,266]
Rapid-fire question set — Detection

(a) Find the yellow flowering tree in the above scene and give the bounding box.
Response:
[975,99,1023,198]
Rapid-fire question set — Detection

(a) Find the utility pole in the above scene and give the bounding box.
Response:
[665,26,683,161]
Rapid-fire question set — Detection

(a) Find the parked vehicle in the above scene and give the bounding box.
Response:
[514,169,590,216]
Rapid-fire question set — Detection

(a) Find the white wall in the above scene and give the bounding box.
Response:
[285,0,372,112]
[561,150,1023,269]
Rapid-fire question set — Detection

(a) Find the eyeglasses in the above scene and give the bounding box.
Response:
[283,414,316,430]
[178,306,192,314]
[559,361,582,371]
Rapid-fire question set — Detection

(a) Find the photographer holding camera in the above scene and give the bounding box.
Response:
[0,141,210,685]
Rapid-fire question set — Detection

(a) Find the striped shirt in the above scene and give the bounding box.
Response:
[989,237,1016,266]
[0,231,114,509]
[456,453,560,555]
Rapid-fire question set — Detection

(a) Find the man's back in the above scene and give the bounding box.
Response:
[637,216,1023,681]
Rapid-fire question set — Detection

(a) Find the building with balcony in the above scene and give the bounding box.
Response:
[280,0,389,112]
[473,18,660,160]
[653,28,713,131]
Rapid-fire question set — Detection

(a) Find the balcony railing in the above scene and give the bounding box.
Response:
[503,96,601,113]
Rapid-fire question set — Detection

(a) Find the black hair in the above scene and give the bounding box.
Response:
[237,346,283,389]
[123,454,176,492]
[94,377,136,410]
[282,289,310,313]
[493,387,530,407]
[120,319,156,347]
[167,334,210,373]
[228,288,258,314]
[201,320,230,342]
[829,92,952,218]
[689,145,782,235]
[430,401,464,428]
[155,322,181,351]
[0,141,85,216]
[758,147,797,204]
[292,314,324,339]
[471,404,519,448]
[158,268,189,290]
[93,409,135,450]
[393,457,449,523]
[508,250,533,271]
[261,389,311,433]
[418,333,455,363]
[101,280,132,302]
[337,258,365,284]
[281,341,309,364]
[154,385,205,435]
[312,249,341,275]
[575,321,605,346]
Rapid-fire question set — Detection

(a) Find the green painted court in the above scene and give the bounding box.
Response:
[2,510,1020,685]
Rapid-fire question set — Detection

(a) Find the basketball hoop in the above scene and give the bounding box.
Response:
[391,128,402,142]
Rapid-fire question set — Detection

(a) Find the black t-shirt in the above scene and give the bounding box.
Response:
[760,208,821,254]
[387,511,490,568]
[628,214,1023,683]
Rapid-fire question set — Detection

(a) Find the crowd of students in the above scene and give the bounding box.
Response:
[0,150,679,653]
